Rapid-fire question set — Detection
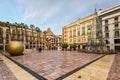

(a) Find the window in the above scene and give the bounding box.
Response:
[0,28,3,39]
[114,31,119,37]
[6,34,9,39]
[78,31,80,35]
[73,29,76,37]
[12,30,16,34]
[105,20,108,25]
[70,39,72,42]
[69,30,72,37]
[74,39,76,43]
[82,31,85,35]
[87,30,91,34]
[105,20,108,23]
[78,39,80,42]
[114,17,118,23]
[115,46,120,51]
[82,37,86,42]
[114,39,120,44]
[105,33,109,38]
[6,29,9,34]
[105,26,108,31]
[106,40,110,44]
[115,23,118,27]
[88,36,91,40]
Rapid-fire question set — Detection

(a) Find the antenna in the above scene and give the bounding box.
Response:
[94,3,98,15]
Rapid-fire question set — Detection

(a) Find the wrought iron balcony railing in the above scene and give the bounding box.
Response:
[114,26,120,30]
[114,35,120,38]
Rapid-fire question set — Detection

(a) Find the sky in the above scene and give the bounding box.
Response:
[0,0,120,35]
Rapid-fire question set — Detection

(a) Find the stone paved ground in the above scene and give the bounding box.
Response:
[0,58,17,80]
[107,53,120,80]
[10,50,103,80]
[64,54,115,80]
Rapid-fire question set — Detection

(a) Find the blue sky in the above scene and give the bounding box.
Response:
[0,0,120,35]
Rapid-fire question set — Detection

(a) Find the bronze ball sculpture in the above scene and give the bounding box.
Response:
[6,41,24,56]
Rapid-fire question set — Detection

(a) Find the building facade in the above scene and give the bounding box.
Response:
[99,4,120,51]
[0,23,62,51]
[62,14,96,49]
[62,26,68,43]
[44,28,62,50]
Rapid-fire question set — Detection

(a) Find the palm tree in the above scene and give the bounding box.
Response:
[0,21,3,26]
[20,23,25,42]
[30,24,35,49]
[24,24,29,37]
[24,24,29,49]
[35,27,41,49]
[13,22,20,41]
[43,31,47,49]
[6,21,12,43]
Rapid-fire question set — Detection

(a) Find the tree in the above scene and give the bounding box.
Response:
[35,27,41,49]
[13,22,20,41]
[24,24,29,46]
[6,21,12,42]
[70,43,77,50]
[61,43,68,50]
[19,23,25,42]
[30,24,35,49]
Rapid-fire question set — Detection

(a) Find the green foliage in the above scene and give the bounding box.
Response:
[61,43,68,49]
[70,43,77,50]
[110,49,114,52]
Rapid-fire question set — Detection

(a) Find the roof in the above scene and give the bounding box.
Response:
[46,28,55,36]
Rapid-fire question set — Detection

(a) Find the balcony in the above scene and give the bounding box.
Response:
[12,32,16,35]
[114,34,120,38]
[105,36,109,38]
[87,32,91,35]
[115,20,119,24]
[0,40,3,43]
[73,35,76,37]
[105,23,108,26]
[87,25,92,30]
[82,32,85,35]
[0,35,3,38]
[104,29,109,32]
[6,40,9,44]
[69,35,72,38]
[114,27,120,30]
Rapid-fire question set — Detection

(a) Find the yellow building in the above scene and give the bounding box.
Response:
[62,26,69,43]
[62,14,96,49]
[0,22,62,51]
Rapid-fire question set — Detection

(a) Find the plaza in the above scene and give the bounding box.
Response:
[0,1,120,80]
[0,50,120,80]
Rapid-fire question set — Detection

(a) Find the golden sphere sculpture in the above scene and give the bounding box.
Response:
[6,41,24,56]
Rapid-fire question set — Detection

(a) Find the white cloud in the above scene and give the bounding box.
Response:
[18,0,61,24]
[16,0,120,34]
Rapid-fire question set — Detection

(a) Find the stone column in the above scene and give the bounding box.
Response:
[3,28,6,51]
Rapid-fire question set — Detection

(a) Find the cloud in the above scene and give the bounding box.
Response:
[17,0,61,25]
[17,0,89,23]
[16,0,120,35]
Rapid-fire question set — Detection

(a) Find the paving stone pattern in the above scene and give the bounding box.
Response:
[107,53,120,80]
[11,50,103,80]
[0,58,17,80]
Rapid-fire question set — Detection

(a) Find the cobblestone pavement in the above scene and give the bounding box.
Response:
[0,58,17,80]
[107,53,120,80]
[10,50,103,80]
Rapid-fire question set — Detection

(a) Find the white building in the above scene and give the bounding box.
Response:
[99,4,120,51]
